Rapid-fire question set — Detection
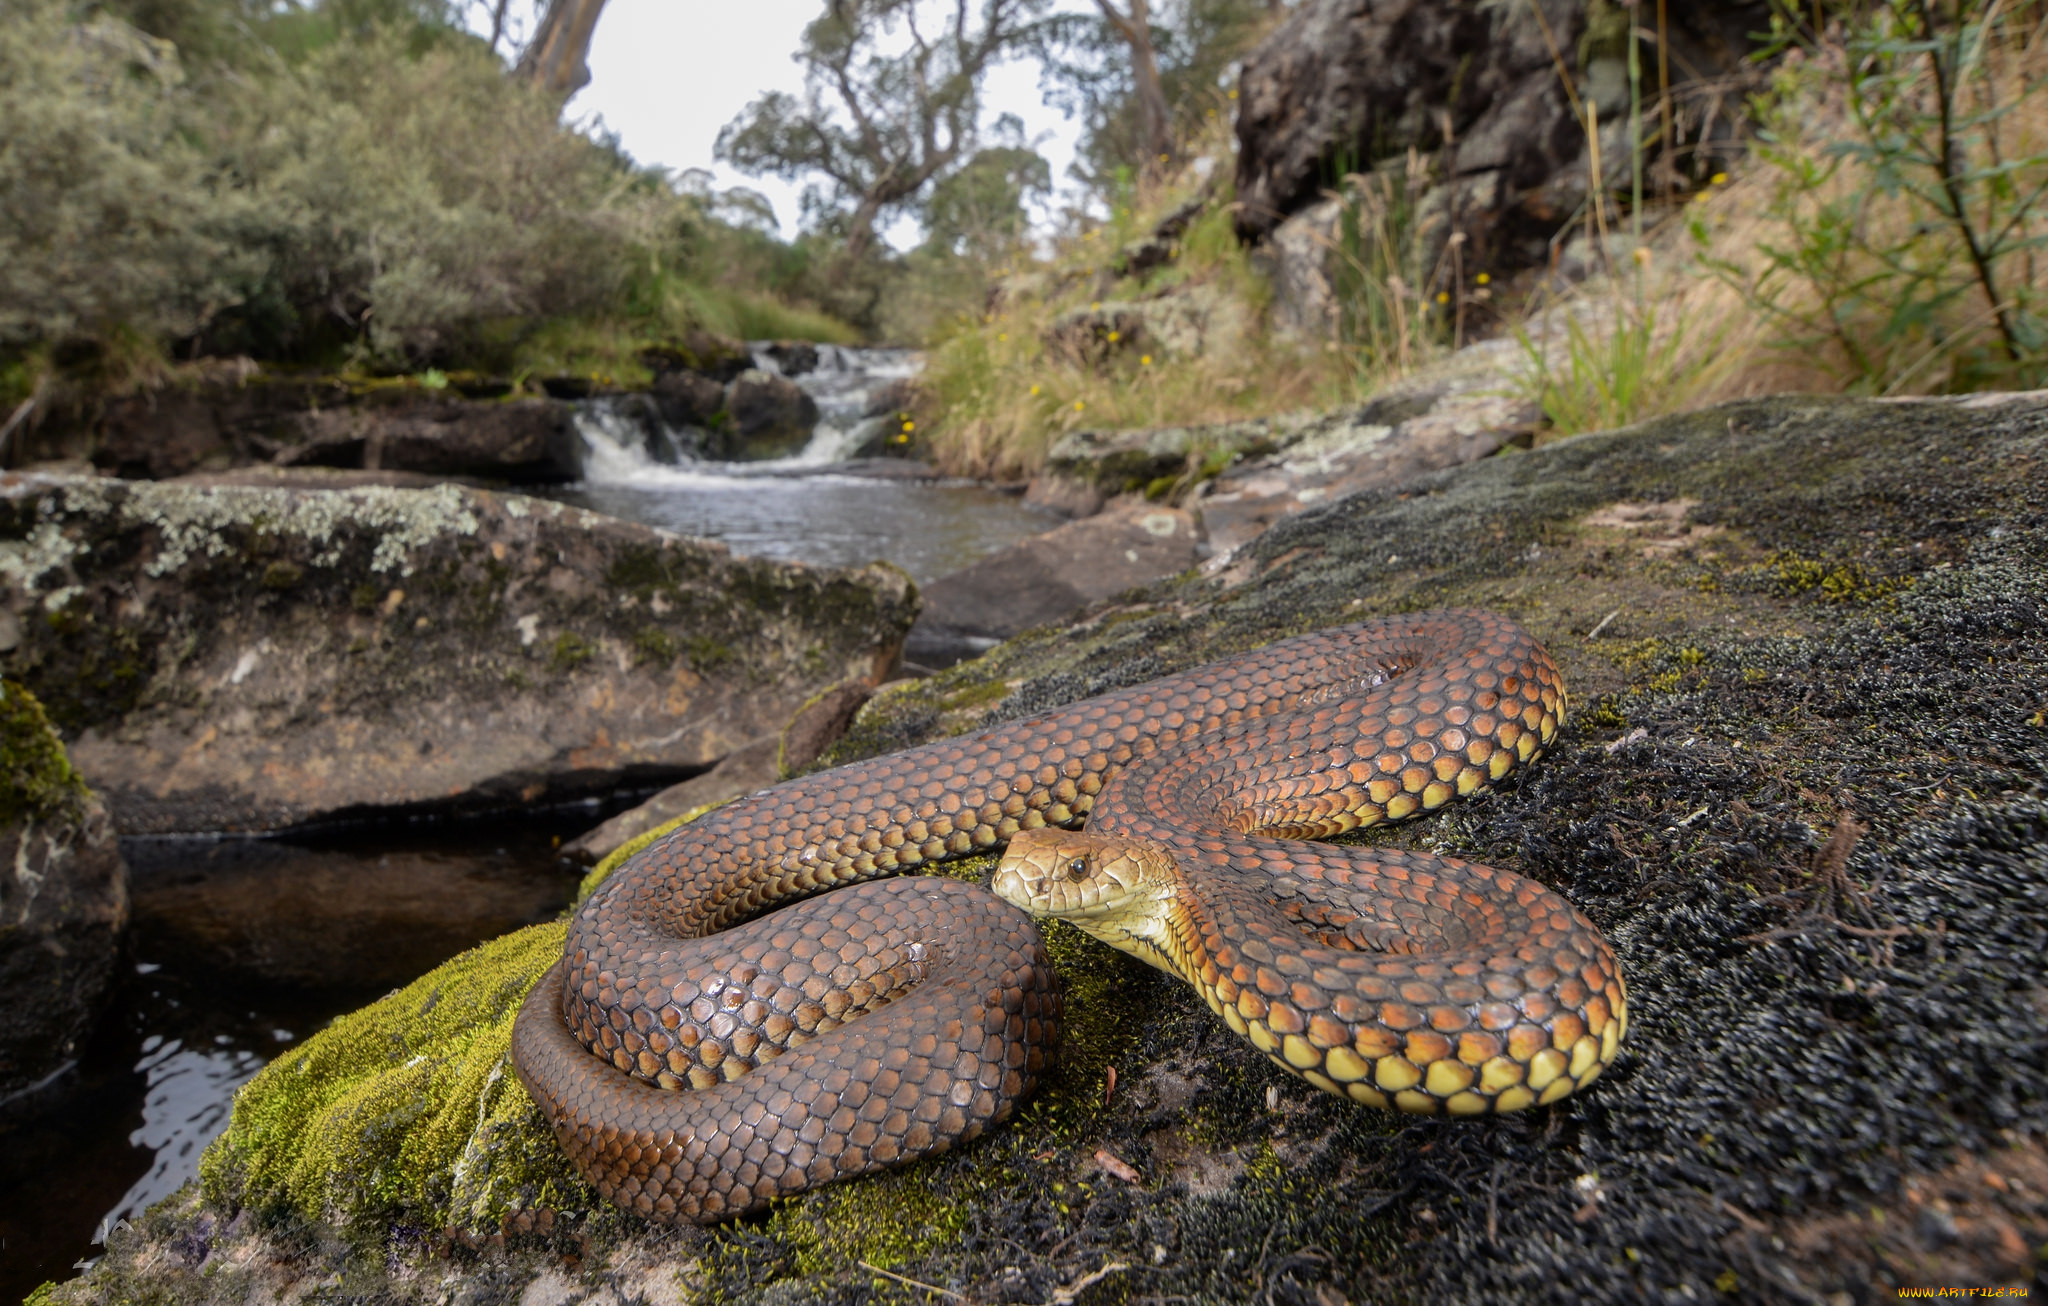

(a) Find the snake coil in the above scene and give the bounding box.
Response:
[511,609,1626,1222]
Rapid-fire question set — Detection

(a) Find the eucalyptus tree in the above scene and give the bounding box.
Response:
[716,0,1054,258]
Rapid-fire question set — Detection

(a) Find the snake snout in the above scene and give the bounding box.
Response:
[991,829,1167,920]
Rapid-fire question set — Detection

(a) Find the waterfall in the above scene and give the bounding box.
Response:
[569,344,923,485]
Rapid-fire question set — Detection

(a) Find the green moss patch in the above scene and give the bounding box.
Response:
[0,679,89,829]
[200,923,588,1231]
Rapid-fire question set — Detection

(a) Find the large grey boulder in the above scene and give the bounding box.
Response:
[0,476,917,833]
[0,680,126,1098]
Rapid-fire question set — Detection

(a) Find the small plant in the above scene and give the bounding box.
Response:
[1709,0,2048,392]
[1329,149,1449,379]
[1515,298,1692,436]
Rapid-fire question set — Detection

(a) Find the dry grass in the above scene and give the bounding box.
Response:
[918,118,1367,481]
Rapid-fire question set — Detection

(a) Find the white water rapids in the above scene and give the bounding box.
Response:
[546,344,1053,585]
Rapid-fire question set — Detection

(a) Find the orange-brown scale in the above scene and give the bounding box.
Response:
[514,615,1494,1221]
[993,612,1627,1115]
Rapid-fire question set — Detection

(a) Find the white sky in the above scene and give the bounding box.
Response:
[561,0,1088,248]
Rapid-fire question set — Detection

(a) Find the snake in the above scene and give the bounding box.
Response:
[511,609,1626,1223]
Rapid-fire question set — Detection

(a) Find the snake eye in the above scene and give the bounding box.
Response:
[1065,856,1091,880]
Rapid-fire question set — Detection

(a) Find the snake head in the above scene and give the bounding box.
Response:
[991,828,1182,948]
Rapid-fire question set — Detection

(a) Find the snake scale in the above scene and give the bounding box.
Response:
[511,610,1627,1222]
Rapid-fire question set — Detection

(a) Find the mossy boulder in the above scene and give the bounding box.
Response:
[42,394,2048,1302]
[0,679,127,1096]
[0,476,918,833]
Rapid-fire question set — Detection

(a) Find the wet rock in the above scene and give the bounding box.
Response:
[906,505,1204,667]
[637,330,751,383]
[275,399,582,483]
[0,681,126,1099]
[0,477,917,834]
[1233,0,1769,270]
[649,370,727,431]
[759,340,820,378]
[716,370,819,461]
[52,393,2048,1306]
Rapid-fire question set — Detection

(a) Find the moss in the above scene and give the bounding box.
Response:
[631,624,678,667]
[0,679,89,829]
[547,631,593,671]
[200,923,586,1230]
[350,581,381,612]
[682,634,733,673]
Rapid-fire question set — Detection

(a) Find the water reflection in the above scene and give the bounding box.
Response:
[94,1037,263,1241]
[0,813,592,1304]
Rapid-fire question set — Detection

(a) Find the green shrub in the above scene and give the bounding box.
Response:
[0,1,256,349]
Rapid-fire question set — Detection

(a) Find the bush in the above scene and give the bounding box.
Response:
[1701,0,2048,394]
[0,1,255,349]
[0,0,858,387]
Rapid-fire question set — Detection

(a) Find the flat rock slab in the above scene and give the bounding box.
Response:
[0,477,916,834]
[48,393,2048,1305]
[1036,337,1542,558]
[907,504,1204,666]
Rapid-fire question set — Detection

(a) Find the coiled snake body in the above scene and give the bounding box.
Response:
[511,610,1626,1222]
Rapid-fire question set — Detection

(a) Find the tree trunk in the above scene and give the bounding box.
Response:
[1096,0,1172,167]
[515,0,608,98]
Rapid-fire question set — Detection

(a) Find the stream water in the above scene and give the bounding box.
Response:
[1,346,1052,1297]
[542,345,1053,584]
[0,811,607,1300]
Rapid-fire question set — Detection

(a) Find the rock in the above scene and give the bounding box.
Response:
[1260,196,1345,339]
[1021,474,1106,520]
[57,391,2048,1305]
[778,676,876,775]
[759,340,820,377]
[558,735,780,865]
[1109,194,1211,280]
[1233,0,1769,271]
[861,376,919,421]
[1043,285,1249,365]
[1196,339,1542,556]
[561,675,878,864]
[0,680,126,1099]
[0,477,917,834]
[637,330,751,383]
[906,505,1205,667]
[62,369,587,484]
[650,369,727,431]
[275,399,582,483]
[717,370,819,460]
[1044,336,1543,557]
